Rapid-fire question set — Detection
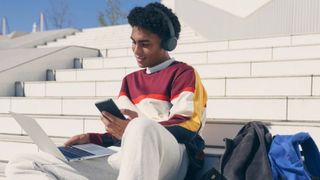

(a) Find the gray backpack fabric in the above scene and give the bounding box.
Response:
[200,121,273,180]
[221,121,273,180]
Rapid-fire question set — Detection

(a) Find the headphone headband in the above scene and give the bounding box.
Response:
[153,8,177,51]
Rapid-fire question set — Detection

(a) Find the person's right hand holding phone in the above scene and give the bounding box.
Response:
[100,109,138,140]
[120,109,138,120]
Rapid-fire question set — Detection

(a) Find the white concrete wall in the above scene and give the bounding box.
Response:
[196,0,273,18]
[0,46,99,96]
[176,0,320,41]
[161,0,175,11]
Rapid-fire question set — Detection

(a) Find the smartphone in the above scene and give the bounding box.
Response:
[95,99,126,120]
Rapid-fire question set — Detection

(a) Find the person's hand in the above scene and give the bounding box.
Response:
[100,110,135,140]
[64,133,90,147]
[120,109,138,120]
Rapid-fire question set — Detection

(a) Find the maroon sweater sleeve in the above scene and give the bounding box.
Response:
[88,133,121,147]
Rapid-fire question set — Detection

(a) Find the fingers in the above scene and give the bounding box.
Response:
[120,109,138,120]
[100,114,109,126]
[100,112,118,133]
[105,125,122,140]
[100,111,128,140]
[101,111,117,122]
[64,134,89,147]
[64,139,74,147]
[64,135,81,147]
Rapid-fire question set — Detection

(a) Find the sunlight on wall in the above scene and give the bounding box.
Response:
[197,0,272,18]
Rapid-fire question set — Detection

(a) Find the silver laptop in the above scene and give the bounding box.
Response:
[10,112,116,162]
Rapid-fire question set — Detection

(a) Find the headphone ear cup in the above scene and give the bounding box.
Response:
[162,37,177,51]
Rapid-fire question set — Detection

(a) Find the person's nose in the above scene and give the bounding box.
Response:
[132,44,142,55]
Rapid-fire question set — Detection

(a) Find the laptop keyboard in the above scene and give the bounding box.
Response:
[58,146,95,160]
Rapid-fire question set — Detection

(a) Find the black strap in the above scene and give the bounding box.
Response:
[199,167,224,180]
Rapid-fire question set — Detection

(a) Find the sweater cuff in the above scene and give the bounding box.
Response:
[88,133,104,145]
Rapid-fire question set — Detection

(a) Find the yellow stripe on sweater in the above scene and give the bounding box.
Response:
[178,71,207,132]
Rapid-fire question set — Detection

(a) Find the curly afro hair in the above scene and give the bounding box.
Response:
[127,2,181,41]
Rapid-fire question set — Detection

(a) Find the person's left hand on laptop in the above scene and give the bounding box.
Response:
[64,133,90,147]
[64,109,137,146]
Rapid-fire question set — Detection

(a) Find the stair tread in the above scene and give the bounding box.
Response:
[0,161,7,178]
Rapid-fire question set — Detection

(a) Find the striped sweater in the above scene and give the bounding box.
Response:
[89,60,207,148]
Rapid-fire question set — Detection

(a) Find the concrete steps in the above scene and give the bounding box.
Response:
[207,96,320,121]
[22,75,319,97]
[0,134,67,161]
[0,114,105,138]
[154,44,320,63]
[203,120,320,147]
[52,59,320,81]
[0,161,6,179]
[0,118,319,177]
[23,80,121,97]
[80,55,320,72]
[42,32,320,58]
[2,96,320,121]
[0,97,106,116]
[1,118,318,152]
[0,110,320,146]
[42,24,207,50]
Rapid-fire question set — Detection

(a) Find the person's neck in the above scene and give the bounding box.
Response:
[154,52,170,66]
[146,58,175,74]
[155,52,170,65]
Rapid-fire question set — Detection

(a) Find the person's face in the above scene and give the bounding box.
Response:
[131,26,169,68]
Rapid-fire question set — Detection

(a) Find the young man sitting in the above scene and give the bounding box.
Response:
[5,2,207,180]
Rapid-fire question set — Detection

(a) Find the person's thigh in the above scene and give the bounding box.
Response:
[118,118,189,180]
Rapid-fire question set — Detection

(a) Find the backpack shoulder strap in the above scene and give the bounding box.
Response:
[298,133,320,177]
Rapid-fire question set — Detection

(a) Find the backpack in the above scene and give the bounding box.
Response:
[200,121,273,180]
[268,132,320,180]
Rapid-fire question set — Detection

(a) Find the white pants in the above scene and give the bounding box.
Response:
[5,118,189,180]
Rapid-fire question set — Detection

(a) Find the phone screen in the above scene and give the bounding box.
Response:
[95,99,126,120]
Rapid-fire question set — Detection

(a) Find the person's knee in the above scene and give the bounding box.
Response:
[127,118,155,130]
[124,118,160,138]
